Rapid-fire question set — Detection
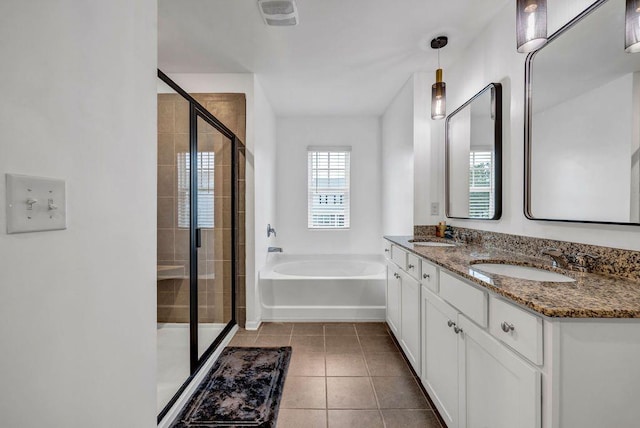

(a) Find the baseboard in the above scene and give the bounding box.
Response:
[158,324,238,428]
[244,320,262,331]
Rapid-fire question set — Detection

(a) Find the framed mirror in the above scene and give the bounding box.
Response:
[445,83,502,220]
[525,0,640,225]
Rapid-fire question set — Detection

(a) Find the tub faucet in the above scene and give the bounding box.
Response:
[267,224,276,238]
[268,247,283,253]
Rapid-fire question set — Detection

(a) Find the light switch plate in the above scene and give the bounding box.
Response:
[6,173,67,234]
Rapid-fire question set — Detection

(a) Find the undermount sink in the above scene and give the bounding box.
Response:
[471,263,575,282]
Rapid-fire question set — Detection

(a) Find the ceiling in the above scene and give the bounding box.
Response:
[158,0,510,116]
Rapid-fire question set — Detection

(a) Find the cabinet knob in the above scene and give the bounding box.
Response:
[501,322,515,333]
[408,264,415,269]
[423,273,430,280]
[394,272,400,279]
[384,248,389,252]
[447,320,455,328]
[454,326,463,334]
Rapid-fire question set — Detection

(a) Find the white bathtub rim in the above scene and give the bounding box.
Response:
[261,253,386,280]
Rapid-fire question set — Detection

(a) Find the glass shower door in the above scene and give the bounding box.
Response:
[195,114,234,360]
[156,70,240,424]
[156,79,192,413]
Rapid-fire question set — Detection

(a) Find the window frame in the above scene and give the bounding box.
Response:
[307,147,351,230]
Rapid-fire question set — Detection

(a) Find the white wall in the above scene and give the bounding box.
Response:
[382,72,439,234]
[413,72,440,226]
[421,0,640,251]
[252,76,277,325]
[382,78,415,235]
[0,1,157,427]
[276,116,382,254]
[165,73,276,328]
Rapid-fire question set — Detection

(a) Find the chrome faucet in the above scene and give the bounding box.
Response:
[267,224,276,238]
[268,247,283,253]
[568,252,600,272]
[542,247,568,268]
[458,232,472,244]
[542,247,600,272]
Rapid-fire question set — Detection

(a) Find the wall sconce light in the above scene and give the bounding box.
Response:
[516,0,547,53]
[431,36,448,120]
[626,0,640,53]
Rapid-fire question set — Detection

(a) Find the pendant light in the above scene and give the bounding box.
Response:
[431,36,448,120]
[516,0,547,53]
[626,0,640,53]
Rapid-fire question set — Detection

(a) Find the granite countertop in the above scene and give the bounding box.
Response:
[385,236,640,318]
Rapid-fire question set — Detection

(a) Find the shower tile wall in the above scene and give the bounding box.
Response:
[156,93,246,327]
[157,93,190,323]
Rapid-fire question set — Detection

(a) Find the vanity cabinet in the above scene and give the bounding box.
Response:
[383,240,392,260]
[421,259,439,292]
[399,271,421,371]
[386,238,640,428]
[386,263,402,336]
[458,315,541,428]
[422,287,460,428]
[421,277,541,428]
[386,245,421,375]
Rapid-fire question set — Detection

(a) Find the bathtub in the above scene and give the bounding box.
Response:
[259,254,386,321]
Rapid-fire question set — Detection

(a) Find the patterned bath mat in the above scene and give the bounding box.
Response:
[171,347,292,428]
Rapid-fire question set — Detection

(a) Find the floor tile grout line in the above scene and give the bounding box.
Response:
[359,331,387,428]
[323,327,329,428]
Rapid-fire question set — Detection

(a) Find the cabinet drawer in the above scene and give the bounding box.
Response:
[391,245,407,269]
[489,296,543,365]
[439,271,487,328]
[383,241,392,260]
[406,253,421,281]
[421,260,439,293]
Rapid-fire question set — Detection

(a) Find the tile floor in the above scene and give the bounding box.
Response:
[227,322,443,428]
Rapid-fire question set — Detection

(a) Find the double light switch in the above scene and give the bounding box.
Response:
[6,173,67,234]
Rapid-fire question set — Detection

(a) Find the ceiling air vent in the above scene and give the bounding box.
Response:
[258,0,299,26]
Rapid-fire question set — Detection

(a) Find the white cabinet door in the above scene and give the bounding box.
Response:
[386,264,401,336]
[400,272,421,375]
[458,315,541,428]
[421,287,460,428]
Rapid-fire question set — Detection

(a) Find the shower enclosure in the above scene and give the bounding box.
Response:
[156,70,244,421]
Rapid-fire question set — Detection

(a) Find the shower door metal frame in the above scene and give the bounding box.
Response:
[157,69,244,423]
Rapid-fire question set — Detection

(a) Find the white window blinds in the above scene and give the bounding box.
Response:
[177,152,215,228]
[308,148,351,229]
[469,150,494,219]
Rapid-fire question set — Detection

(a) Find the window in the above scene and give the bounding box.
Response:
[177,152,215,228]
[469,150,494,219]
[308,148,351,229]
